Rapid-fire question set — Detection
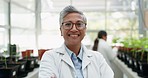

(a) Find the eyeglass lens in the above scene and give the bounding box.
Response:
[62,22,86,30]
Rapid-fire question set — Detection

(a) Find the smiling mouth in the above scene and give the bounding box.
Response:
[68,34,80,37]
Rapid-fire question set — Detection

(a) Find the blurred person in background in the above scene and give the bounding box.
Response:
[39,5,114,78]
[92,30,123,78]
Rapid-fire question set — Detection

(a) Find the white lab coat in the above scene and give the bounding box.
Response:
[98,39,123,78]
[39,44,114,78]
[98,39,116,66]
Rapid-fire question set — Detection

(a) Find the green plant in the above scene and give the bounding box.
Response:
[139,37,148,63]
[112,37,120,43]
[2,51,9,68]
[129,37,148,63]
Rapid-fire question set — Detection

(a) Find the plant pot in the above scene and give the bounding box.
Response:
[21,50,33,58]
[9,60,28,78]
[137,62,148,77]
[21,57,36,72]
[0,65,19,78]
[38,49,48,60]
[136,51,148,77]
[127,56,133,68]
[30,56,39,68]
[131,52,141,72]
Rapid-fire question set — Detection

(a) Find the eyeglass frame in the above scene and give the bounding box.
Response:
[61,21,87,30]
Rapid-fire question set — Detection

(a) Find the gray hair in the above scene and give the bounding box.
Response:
[59,5,87,26]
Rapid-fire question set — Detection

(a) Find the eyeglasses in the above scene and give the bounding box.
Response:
[61,21,86,30]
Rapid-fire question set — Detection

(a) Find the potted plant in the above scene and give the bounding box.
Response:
[21,49,39,72]
[117,38,131,63]
[8,44,30,77]
[0,50,19,78]
[8,52,28,78]
[1,44,29,78]
[136,37,148,77]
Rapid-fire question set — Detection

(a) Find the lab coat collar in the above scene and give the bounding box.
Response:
[56,44,74,69]
[82,45,92,70]
[55,43,92,70]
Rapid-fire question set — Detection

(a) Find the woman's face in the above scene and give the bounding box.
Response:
[103,35,107,41]
[60,13,86,46]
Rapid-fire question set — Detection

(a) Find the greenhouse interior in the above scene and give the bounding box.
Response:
[0,0,148,78]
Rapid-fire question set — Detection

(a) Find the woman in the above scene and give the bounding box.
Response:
[93,30,123,78]
[39,6,114,78]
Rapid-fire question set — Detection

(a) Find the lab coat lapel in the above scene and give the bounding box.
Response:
[82,53,91,70]
[82,46,91,70]
[61,53,75,69]
[56,44,75,69]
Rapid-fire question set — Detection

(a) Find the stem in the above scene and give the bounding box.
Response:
[4,57,7,68]
[147,52,148,64]
[140,50,144,61]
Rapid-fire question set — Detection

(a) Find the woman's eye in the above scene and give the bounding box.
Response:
[76,23,82,26]
[65,23,72,26]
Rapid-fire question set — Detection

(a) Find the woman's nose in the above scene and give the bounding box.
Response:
[70,24,78,31]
